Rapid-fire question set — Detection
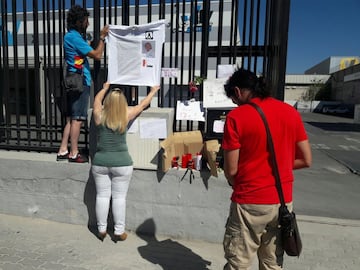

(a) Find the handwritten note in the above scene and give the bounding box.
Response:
[203,78,236,108]
[161,68,178,78]
[176,100,205,122]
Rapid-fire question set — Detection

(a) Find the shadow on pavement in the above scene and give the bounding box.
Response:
[136,219,212,270]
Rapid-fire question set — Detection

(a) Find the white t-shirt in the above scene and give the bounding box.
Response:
[107,20,166,86]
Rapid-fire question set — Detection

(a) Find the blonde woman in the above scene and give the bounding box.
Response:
[92,82,160,242]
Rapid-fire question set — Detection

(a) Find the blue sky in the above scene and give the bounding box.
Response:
[287,0,360,74]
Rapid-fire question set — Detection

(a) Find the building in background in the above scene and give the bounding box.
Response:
[284,74,330,101]
[331,63,360,104]
[285,56,360,103]
[305,56,360,75]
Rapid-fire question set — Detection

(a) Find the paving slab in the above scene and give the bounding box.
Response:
[1,214,360,270]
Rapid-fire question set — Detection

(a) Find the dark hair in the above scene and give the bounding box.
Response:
[224,68,271,99]
[66,5,90,31]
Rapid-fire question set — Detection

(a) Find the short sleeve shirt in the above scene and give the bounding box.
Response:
[222,97,308,204]
[64,30,92,86]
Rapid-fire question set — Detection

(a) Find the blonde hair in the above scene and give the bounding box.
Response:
[101,89,128,133]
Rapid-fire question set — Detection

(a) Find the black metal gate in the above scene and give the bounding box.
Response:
[0,0,290,153]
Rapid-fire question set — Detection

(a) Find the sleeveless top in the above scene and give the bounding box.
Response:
[92,125,133,167]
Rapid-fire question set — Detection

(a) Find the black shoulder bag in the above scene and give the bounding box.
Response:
[249,102,302,257]
[63,61,84,93]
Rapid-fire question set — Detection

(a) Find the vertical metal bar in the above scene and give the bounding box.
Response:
[200,0,210,95]
[114,0,118,25]
[93,0,101,94]
[216,0,224,71]
[159,0,166,107]
[229,0,236,65]
[247,0,254,70]
[199,0,210,132]
[263,0,270,75]
[41,0,48,144]
[122,0,130,25]
[167,0,173,108]
[232,0,239,65]
[45,0,52,144]
[58,0,66,138]
[49,0,58,146]
[192,0,198,75]
[135,0,139,25]
[0,0,3,140]
[267,0,290,100]
[188,1,194,88]
[186,0,195,130]
[33,0,42,142]
[173,0,180,112]
[253,0,261,73]
[23,0,31,145]
[1,0,10,143]
[147,0,152,23]
[11,0,21,144]
[177,0,186,131]
[107,0,112,25]
[241,0,247,69]
[55,0,63,141]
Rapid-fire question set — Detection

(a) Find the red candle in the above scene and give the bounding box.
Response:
[181,154,188,168]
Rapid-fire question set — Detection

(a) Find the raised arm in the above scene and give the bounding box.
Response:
[87,25,109,61]
[93,82,110,125]
[127,85,160,121]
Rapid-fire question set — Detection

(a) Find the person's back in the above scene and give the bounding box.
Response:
[223,97,306,204]
[92,125,132,167]
[91,82,160,242]
[57,4,109,163]
[64,29,92,87]
[221,68,312,270]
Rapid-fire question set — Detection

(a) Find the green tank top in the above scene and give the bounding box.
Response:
[92,125,133,167]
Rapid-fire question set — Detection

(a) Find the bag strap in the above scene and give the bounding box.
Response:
[248,102,286,207]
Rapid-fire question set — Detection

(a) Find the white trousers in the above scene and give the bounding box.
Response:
[92,165,133,235]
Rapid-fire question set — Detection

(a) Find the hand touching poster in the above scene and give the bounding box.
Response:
[107,20,166,86]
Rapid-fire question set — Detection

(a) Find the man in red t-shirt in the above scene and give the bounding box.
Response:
[222,69,312,270]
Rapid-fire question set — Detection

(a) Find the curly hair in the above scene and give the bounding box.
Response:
[224,68,271,99]
[66,5,90,31]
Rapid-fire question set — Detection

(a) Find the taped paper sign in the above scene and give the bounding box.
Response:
[176,100,205,122]
[203,78,236,108]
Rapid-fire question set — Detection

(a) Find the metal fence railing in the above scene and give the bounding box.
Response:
[0,0,290,153]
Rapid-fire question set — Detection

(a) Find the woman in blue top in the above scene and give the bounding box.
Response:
[92,82,160,242]
[57,5,109,163]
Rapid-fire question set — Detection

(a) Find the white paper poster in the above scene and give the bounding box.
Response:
[107,20,166,86]
[203,78,236,108]
[176,100,205,122]
[139,118,167,139]
[217,64,235,78]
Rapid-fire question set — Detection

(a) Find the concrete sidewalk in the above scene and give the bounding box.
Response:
[0,213,359,270]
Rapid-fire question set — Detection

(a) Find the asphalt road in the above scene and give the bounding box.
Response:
[293,112,360,220]
[303,112,360,173]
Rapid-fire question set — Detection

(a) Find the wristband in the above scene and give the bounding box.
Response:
[100,37,105,42]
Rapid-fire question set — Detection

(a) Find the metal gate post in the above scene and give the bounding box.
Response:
[267,0,290,101]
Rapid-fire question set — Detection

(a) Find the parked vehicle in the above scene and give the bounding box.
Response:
[326,106,350,114]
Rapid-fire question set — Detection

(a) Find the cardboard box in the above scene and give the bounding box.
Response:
[160,131,203,172]
[203,139,222,177]
[160,131,222,177]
